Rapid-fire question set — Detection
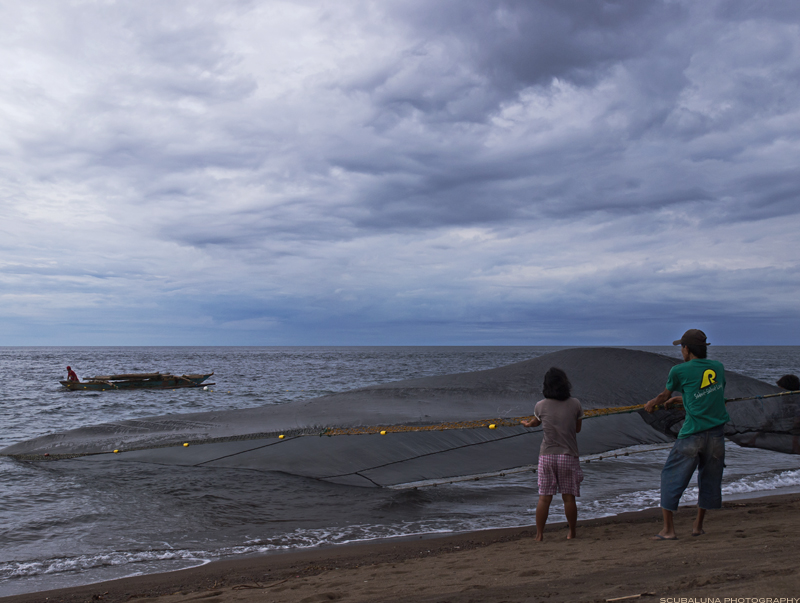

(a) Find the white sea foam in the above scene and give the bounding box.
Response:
[0,548,209,580]
[577,467,800,521]
[723,468,800,494]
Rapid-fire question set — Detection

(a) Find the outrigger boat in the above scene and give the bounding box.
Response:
[60,372,214,391]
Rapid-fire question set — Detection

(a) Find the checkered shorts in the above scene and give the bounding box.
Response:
[537,454,583,496]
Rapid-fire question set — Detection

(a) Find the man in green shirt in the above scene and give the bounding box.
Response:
[644,329,729,540]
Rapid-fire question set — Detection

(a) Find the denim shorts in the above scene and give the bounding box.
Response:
[661,424,725,512]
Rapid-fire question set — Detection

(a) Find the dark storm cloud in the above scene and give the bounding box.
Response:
[393,0,681,92]
[316,1,694,230]
[716,0,800,21]
[729,170,800,222]
[304,0,800,233]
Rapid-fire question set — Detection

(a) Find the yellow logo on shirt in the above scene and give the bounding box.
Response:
[701,369,717,389]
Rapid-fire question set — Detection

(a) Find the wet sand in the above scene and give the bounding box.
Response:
[3,493,799,603]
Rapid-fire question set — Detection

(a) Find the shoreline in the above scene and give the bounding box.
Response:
[7,474,799,600]
[3,491,799,603]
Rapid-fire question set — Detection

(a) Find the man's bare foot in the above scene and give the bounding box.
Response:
[651,532,677,541]
[693,508,706,536]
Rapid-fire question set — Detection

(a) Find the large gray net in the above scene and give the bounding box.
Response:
[2,348,797,487]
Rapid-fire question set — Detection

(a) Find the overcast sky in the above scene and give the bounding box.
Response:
[1,0,799,346]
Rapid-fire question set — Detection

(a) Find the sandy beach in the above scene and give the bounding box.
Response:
[3,493,799,603]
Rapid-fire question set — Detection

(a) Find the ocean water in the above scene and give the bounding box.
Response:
[1,346,799,597]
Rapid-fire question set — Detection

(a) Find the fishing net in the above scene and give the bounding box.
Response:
[3,348,797,487]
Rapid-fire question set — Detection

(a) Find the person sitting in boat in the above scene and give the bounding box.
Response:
[776,374,799,391]
[66,366,79,382]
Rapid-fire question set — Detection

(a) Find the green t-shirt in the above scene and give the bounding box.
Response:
[666,358,729,438]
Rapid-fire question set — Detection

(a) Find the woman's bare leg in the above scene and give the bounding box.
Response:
[536,495,553,541]
[562,494,577,539]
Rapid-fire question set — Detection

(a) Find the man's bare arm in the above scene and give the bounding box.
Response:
[644,388,673,413]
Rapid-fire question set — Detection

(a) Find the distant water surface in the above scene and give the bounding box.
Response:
[0,346,798,596]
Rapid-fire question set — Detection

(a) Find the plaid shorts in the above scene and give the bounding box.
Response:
[538,454,583,496]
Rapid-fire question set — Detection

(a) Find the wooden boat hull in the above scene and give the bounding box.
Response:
[60,373,214,391]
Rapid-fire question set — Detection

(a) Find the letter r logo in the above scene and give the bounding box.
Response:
[701,369,717,389]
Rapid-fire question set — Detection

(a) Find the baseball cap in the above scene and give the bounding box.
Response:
[673,329,709,346]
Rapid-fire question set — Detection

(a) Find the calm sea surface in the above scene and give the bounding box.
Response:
[1,346,799,596]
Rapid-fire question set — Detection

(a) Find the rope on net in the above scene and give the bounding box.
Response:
[320,406,644,436]
[319,390,799,437]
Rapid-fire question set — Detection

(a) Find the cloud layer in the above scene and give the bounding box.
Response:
[1,0,799,345]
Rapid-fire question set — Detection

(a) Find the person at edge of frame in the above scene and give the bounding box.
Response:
[776,374,800,391]
[644,328,729,541]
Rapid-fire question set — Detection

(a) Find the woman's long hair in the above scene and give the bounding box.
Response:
[542,367,572,401]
